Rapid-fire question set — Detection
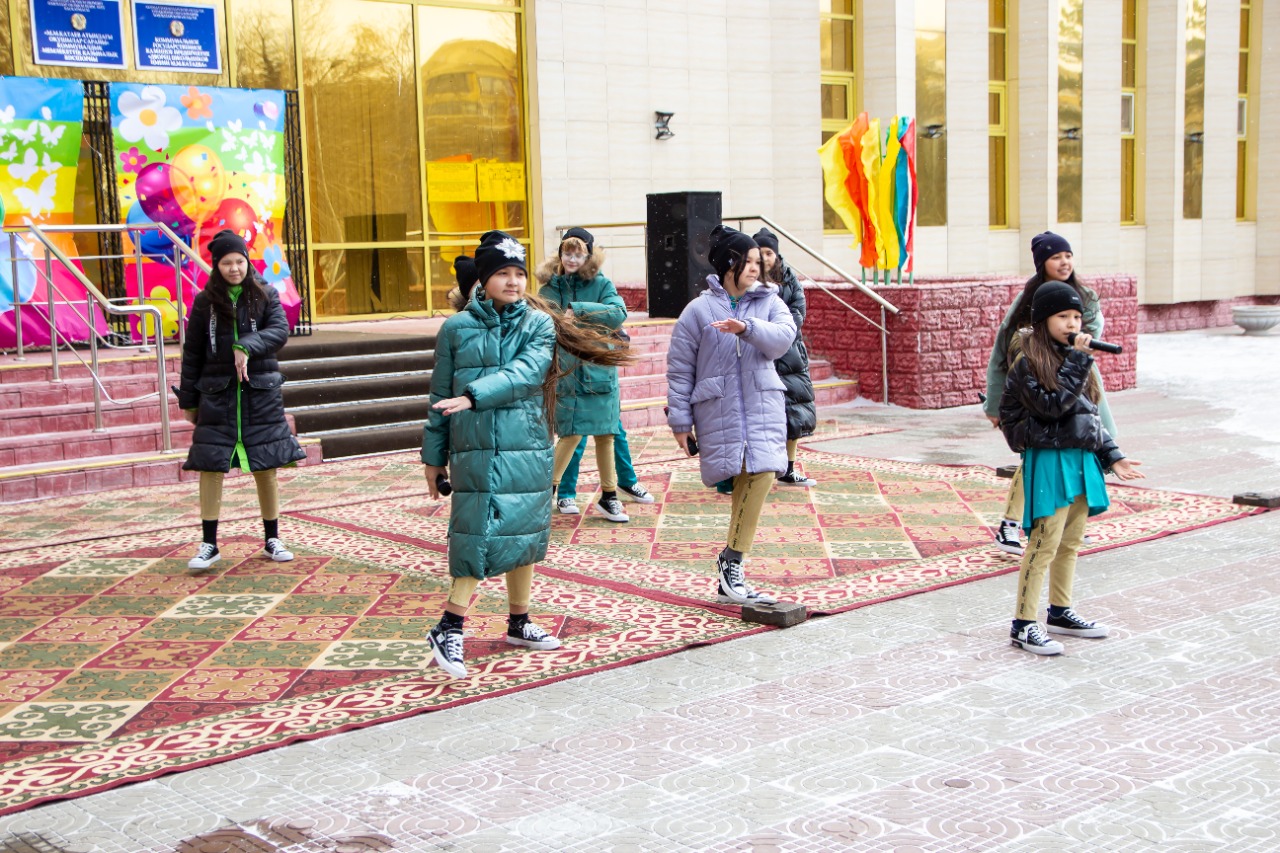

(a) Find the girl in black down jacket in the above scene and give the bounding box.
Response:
[754,228,817,486]
[998,282,1142,656]
[176,230,306,571]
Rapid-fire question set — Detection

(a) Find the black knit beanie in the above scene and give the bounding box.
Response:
[751,227,780,256]
[454,256,478,291]
[1031,281,1084,324]
[208,229,249,265]
[473,230,527,285]
[1030,231,1072,270]
[560,227,594,257]
[708,225,758,279]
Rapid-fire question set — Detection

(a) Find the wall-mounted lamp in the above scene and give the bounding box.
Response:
[922,123,945,139]
[1059,126,1082,141]
[654,111,674,140]
[1186,131,1205,144]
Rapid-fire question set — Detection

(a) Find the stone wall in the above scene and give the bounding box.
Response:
[1138,295,1280,333]
[616,275,1139,409]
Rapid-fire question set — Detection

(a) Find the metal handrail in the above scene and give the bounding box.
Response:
[21,222,174,452]
[553,215,901,403]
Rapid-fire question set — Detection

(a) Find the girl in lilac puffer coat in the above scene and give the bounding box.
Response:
[666,225,796,606]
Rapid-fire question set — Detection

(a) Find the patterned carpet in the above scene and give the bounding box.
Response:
[0,425,1264,815]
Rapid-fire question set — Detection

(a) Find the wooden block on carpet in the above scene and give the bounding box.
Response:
[1233,490,1280,508]
[996,464,1019,479]
[741,601,808,627]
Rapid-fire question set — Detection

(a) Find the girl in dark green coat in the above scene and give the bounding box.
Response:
[536,227,630,523]
[421,231,630,679]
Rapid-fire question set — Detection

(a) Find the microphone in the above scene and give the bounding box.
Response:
[435,473,453,496]
[1067,332,1123,355]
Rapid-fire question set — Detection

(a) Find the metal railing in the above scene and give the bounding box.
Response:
[4,222,211,452]
[552,215,901,403]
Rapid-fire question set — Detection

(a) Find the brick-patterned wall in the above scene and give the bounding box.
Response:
[1138,295,1280,332]
[617,276,1138,410]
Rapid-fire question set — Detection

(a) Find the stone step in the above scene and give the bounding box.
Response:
[283,372,432,408]
[0,353,183,386]
[0,421,197,468]
[0,440,323,504]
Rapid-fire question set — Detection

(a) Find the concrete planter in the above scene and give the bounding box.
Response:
[1231,305,1280,335]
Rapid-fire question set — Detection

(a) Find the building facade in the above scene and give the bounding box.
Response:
[3,0,1276,321]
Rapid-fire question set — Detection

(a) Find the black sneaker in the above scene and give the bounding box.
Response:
[595,496,630,523]
[618,483,656,503]
[715,554,777,605]
[187,543,221,570]
[1045,608,1110,638]
[428,624,467,678]
[506,620,562,650]
[777,470,817,487]
[994,521,1024,556]
[263,538,294,562]
[1010,622,1064,656]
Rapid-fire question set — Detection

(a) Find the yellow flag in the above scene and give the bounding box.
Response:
[817,131,862,245]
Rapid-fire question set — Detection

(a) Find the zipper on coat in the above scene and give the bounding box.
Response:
[733,296,749,470]
[231,297,250,472]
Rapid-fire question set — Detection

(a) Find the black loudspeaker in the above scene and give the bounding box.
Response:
[646,191,722,318]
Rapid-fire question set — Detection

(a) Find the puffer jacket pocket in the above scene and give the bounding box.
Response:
[689,376,726,405]
[246,372,284,391]
[752,368,787,393]
[195,376,231,394]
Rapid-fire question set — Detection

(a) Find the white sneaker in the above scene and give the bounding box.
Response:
[618,483,656,503]
[556,497,580,515]
[715,554,777,605]
[1011,623,1065,656]
[995,520,1024,556]
[428,624,468,678]
[505,620,562,650]
[187,543,221,570]
[263,538,294,562]
[595,496,629,523]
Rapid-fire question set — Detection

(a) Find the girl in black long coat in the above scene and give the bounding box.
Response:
[753,228,818,486]
[175,230,306,570]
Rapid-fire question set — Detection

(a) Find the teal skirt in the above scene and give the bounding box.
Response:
[1021,447,1110,532]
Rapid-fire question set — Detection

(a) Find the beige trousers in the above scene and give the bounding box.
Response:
[1013,494,1088,621]
[199,470,280,521]
[553,434,617,492]
[446,564,534,611]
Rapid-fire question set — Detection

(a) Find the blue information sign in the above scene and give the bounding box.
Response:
[133,1,221,74]
[29,0,127,69]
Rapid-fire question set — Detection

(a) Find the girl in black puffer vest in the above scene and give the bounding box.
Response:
[754,228,817,486]
[998,282,1143,656]
[175,230,306,571]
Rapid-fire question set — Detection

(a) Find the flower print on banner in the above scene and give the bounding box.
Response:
[117,86,183,152]
[261,244,291,286]
[180,87,213,121]
[118,146,148,174]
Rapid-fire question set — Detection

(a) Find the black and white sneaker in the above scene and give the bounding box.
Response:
[263,538,294,562]
[506,620,562,650]
[1082,533,1096,546]
[777,470,817,487]
[715,554,777,605]
[595,496,629,523]
[618,483,656,503]
[1010,623,1065,656]
[187,543,221,570]
[1045,608,1109,638]
[994,520,1025,556]
[428,624,468,678]
[556,497,580,515]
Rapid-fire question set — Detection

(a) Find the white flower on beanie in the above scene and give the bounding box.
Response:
[497,237,525,260]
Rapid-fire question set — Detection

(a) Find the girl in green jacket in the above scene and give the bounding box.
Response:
[421,231,629,679]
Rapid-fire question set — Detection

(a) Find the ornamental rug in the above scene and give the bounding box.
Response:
[0,517,758,816]
[298,449,1266,616]
[0,420,896,554]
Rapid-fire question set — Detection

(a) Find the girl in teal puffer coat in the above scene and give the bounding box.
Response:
[537,227,633,523]
[421,231,630,679]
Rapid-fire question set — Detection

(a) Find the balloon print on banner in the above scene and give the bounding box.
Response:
[109,83,299,337]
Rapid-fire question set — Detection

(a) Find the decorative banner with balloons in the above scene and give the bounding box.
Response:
[0,75,105,350]
[109,83,300,339]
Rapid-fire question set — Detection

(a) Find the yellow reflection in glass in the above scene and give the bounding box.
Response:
[232,0,297,90]
[315,247,426,316]
[0,2,13,77]
[916,0,947,227]
[1183,0,1206,219]
[1057,0,1083,223]
[418,4,528,301]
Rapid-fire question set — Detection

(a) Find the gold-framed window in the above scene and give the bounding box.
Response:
[821,1,858,233]
[1057,0,1084,224]
[916,0,947,226]
[989,0,1009,228]
[1121,0,1141,225]
[1184,0,1207,219]
[1237,0,1256,221]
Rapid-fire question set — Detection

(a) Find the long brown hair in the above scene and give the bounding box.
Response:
[1004,270,1094,356]
[523,291,633,432]
[1013,324,1099,403]
[204,266,269,324]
